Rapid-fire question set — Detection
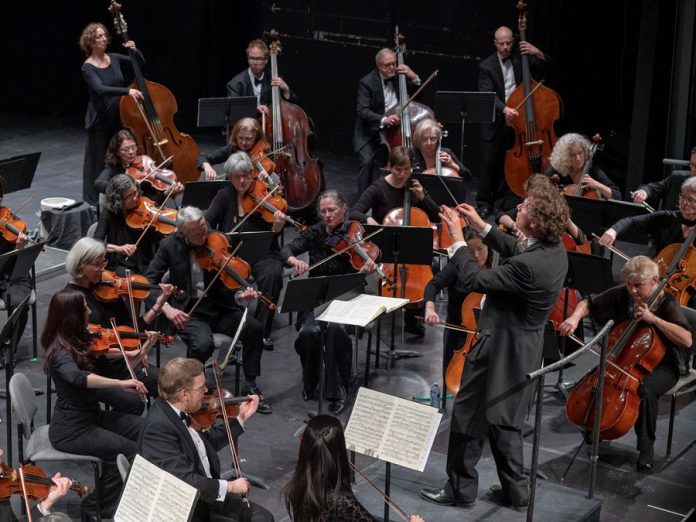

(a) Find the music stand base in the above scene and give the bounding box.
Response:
[379,349,422,362]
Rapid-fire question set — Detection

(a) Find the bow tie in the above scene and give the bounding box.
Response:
[501,56,512,64]
[180,411,192,427]
[383,76,396,86]
[254,77,263,86]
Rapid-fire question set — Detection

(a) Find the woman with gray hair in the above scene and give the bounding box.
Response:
[545,132,621,200]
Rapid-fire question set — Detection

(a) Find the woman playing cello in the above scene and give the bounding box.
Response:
[559,256,692,471]
[411,118,469,179]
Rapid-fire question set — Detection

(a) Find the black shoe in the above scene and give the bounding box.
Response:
[488,485,528,512]
[477,206,492,219]
[263,337,274,351]
[404,322,425,337]
[242,386,273,414]
[419,488,476,507]
[637,451,654,472]
[328,400,346,415]
[302,389,314,401]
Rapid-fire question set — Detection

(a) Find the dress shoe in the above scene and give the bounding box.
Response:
[302,389,314,401]
[477,206,492,219]
[488,484,528,512]
[242,386,273,414]
[263,337,274,351]
[637,451,654,472]
[419,488,476,507]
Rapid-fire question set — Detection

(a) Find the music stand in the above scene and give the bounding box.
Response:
[0,152,41,193]
[412,174,466,207]
[565,196,649,243]
[225,231,274,266]
[281,273,365,414]
[196,96,257,141]
[181,181,227,209]
[434,91,496,159]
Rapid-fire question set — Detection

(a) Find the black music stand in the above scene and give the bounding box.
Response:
[412,173,466,207]
[434,91,496,159]
[565,195,649,243]
[0,152,41,193]
[364,224,433,367]
[225,231,274,266]
[181,181,227,209]
[281,273,365,414]
[196,96,257,141]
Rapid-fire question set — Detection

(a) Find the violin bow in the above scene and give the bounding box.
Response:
[400,69,438,113]
[349,463,409,521]
[109,317,148,404]
[134,155,174,184]
[18,465,34,522]
[590,233,631,261]
[125,269,146,376]
[186,241,243,318]
[126,190,175,259]
[228,184,281,235]
[415,316,476,334]
[212,360,250,508]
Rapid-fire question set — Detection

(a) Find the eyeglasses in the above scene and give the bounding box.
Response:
[185,385,207,394]
[119,145,138,153]
[379,61,397,68]
[679,193,696,205]
[248,57,268,63]
[90,260,107,269]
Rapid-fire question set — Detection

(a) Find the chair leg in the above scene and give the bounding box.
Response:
[364,331,372,387]
[667,393,677,458]
[31,302,37,360]
[93,462,102,522]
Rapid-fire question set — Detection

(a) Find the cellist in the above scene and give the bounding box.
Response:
[559,256,692,471]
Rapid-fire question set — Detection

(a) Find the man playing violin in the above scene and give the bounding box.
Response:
[206,151,285,350]
[65,237,170,414]
[144,206,272,414]
[559,256,692,471]
[139,357,273,522]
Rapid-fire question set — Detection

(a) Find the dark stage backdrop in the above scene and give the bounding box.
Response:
[2,0,690,188]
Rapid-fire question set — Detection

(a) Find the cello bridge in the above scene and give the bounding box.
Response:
[525,140,544,147]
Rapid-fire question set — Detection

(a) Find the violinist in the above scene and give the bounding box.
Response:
[43,288,146,520]
[632,145,696,208]
[281,190,376,412]
[546,133,621,200]
[476,26,549,218]
[144,206,272,414]
[65,237,167,414]
[79,22,144,206]
[226,39,296,116]
[139,357,273,522]
[353,48,421,195]
[558,256,692,471]
[206,152,285,349]
[411,118,469,179]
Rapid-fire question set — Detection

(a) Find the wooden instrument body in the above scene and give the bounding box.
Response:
[445,292,483,396]
[654,243,696,306]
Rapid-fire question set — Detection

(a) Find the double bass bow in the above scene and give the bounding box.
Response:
[108,1,201,184]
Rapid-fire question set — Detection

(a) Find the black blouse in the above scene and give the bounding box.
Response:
[349,176,441,224]
[280,222,356,278]
[544,165,622,200]
[611,210,693,255]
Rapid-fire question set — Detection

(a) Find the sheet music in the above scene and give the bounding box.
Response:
[344,387,442,472]
[347,294,409,313]
[317,295,408,327]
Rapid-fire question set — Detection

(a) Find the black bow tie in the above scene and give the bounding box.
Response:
[180,411,192,427]
[383,76,396,86]
[502,56,512,64]
[254,77,263,86]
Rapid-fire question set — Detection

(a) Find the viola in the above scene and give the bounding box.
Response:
[189,388,252,431]
[193,231,276,310]
[0,460,90,501]
[88,323,174,352]
[0,206,29,244]
[126,154,178,193]
[332,221,394,288]
[125,196,178,235]
[109,1,201,183]
[445,292,483,396]
[94,269,184,302]
[240,180,307,231]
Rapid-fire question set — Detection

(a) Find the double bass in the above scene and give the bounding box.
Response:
[263,30,324,212]
[108,1,201,184]
[504,1,562,197]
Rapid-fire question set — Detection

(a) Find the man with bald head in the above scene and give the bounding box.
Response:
[476,26,549,219]
[353,48,420,196]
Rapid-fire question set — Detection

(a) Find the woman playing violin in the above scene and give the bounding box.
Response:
[205,151,285,348]
[559,256,692,471]
[43,288,147,519]
[65,237,169,414]
[545,133,621,200]
[411,118,470,178]
[282,190,376,412]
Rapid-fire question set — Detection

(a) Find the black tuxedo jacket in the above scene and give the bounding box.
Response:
[226,68,296,107]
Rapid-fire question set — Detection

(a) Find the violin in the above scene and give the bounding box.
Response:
[189,388,252,432]
[125,195,178,235]
[240,180,307,231]
[557,134,604,200]
[193,231,276,310]
[247,140,277,185]
[0,206,29,244]
[94,269,184,302]
[0,460,90,501]
[332,221,394,287]
[126,154,178,193]
[88,323,174,352]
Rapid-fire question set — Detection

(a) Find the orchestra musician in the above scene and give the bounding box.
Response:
[420,186,569,512]
[144,206,272,414]
[632,145,696,208]
[559,256,692,471]
[476,26,549,218]
[139,357,274,522]
[545,133,621,200]
[79,23,144,206]
[205,151,285,349]
[281,190,376,412]
[353,48,421,196]
[226,39,296,116]
[43,288,147,520]
[284,414,426,522]
[411,118,470,178]
[65,237,166,414]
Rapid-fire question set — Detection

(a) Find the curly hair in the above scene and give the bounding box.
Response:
[524,186,569,244]
[549,133,591,177]
[105,174,138,213]
[104,129,136,168]
[228,117,265,151]
[79,23,110,56]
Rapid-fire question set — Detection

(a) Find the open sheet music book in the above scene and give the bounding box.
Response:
[316,294,409,327]
[344,387,442,472]
[115,454,199,522]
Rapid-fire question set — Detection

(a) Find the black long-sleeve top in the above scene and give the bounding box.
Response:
[544,165,622,200]
[611,210,693,254]
[81,51,144,130]
[325,492,378,522]
[411,146,471,181]
[94,208,160,273]
[48,350,101,430]
[637,171,690,209]
[196,145,233,172]
[348,176,441,224]
[280,221,356,278]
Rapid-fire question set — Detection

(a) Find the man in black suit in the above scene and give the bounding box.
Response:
[632,146,696,210]
[353,48,420,196]
[226,39,295,117]
[144,206,272,414]
[139,357,273,522]
[476,26,549,218]
[420,187,569,511]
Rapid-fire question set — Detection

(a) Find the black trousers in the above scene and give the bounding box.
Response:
[83,126,118,205]
[208,495,274,522]
[635,363,679,457]
[356,139,387,197]
[250,255,283,338]
[96,361,159,415]
[1,275,32,349]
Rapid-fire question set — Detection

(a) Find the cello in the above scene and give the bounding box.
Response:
[504,0,562,197]
[557,134,605,200]
[263,30,324,212]
[108,1,201,184]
